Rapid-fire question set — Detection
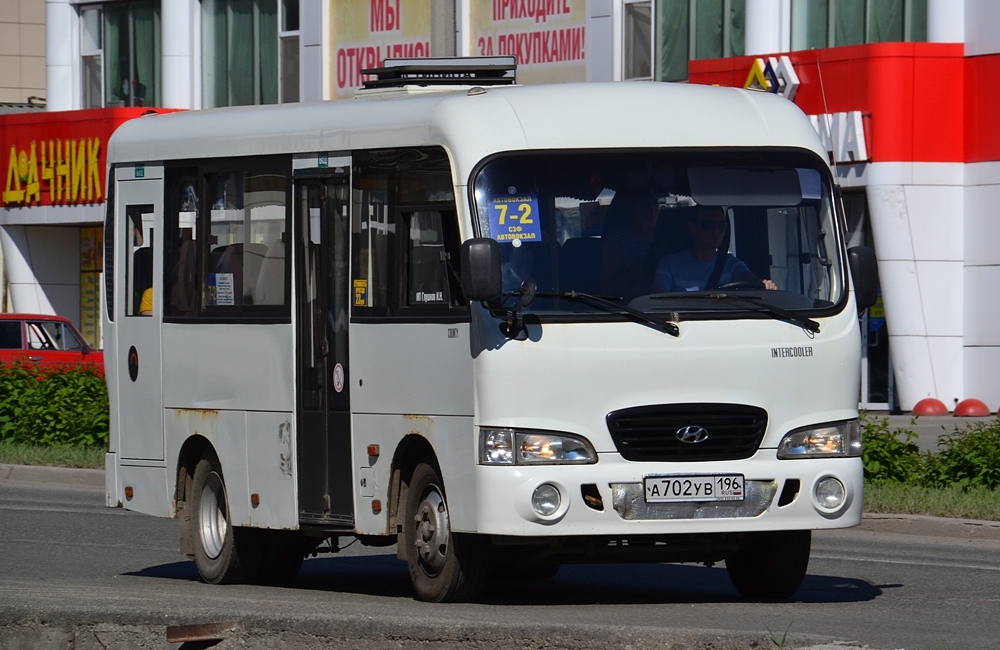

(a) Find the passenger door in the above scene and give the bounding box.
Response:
[114,170,164,461]
[295,168,354,526]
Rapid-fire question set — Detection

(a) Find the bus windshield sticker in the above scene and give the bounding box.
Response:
[488,194,542,243]
[207,273,235,306]
[353,279,368,306]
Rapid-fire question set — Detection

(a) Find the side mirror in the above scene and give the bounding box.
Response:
[461,238,502,302]
[848,245,878,313]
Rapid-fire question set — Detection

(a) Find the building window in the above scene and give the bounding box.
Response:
[791,0,927,50]
[654,0,745,82]
[203,0,279,107]
[279,0,299,103]
[79,1,161,108]
[624,2,653,80]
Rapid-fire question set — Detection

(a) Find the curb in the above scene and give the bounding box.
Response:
[860,511,1000,541]
[0,463,104,489]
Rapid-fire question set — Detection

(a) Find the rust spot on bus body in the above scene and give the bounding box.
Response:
[402,414,435,435]
[173,408,220,418]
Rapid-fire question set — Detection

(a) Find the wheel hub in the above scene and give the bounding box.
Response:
[199,472,227,559]
[412,487,449,575]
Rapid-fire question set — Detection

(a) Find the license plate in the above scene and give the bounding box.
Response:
[644,474,745,503]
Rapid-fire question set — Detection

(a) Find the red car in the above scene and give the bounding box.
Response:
[0,313,104,374]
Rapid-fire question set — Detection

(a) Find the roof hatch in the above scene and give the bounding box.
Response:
[357,56,517,95]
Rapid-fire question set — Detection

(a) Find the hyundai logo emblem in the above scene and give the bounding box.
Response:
[676,425,710,444]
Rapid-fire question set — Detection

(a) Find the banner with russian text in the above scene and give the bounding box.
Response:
[0,108,177,210]
[331,0,432,99]
[469,0,586,85]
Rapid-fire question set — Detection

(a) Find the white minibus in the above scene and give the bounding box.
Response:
[104,58,877,602]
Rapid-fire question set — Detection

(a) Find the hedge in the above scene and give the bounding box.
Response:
[0,362,109,448]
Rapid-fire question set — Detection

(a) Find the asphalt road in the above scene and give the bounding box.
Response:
[2,467,1000,649]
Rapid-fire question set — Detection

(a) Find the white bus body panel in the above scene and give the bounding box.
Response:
[161,323,294,411]
[159,323,298,528]
[349,322,475,533]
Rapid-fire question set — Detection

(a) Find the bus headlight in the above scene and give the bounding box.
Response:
[814,476,847,510]
[531,484,562,516]
[479,428,598,465]
[777,420,861,459]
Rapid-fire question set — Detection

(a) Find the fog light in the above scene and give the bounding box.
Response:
[531,483,561,517]
[814,476,846,510]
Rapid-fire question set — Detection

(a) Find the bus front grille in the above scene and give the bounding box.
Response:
[606,404,767,462]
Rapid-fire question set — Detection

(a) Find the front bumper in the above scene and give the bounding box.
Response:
[472,449,862,536]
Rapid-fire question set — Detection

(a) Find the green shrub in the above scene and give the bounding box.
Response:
[0,362,109,448]
[860,414,924,483]
[923,421,1000,491]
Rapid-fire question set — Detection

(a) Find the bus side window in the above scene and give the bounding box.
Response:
[402,209,465,310]
[165,172,199,317]
[126,204,154,317]
[351,187,393,315]
[405,210,449,307]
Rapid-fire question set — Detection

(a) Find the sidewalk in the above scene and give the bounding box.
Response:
[0,463,104,489]
[4,463,1000,542]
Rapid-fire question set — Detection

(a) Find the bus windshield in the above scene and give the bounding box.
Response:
[472,149,845,318]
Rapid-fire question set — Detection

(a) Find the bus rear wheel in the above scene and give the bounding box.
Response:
[190,454,260,584]
[403,461,488,602]
[725,530,811,600]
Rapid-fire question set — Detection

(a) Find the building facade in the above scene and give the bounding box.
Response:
[0,0,46,105]
[1,0,997,411]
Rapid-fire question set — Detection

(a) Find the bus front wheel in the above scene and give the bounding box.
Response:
[725,530,811,600]
[403,461,488,602]
[190,454,259,584]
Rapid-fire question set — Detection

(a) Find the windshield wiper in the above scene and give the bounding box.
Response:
[651,292,819,333]
[535,289,680,337]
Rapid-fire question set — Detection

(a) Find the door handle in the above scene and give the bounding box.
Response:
[29,356,42,361]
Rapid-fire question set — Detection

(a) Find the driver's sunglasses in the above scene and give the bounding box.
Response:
[696,220,727,232]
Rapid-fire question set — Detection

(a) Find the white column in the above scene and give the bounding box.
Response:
[744,0,784,55]
[0,226,55,315]
[45,0,75,111]
[162,0,194,109]
[586,0,613,82]
[867,163,966,411]
[301,0,324,102]
[927,0,964,43]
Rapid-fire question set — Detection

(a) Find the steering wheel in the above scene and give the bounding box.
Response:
[715,280,765,291]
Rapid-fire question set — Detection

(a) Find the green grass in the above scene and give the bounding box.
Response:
[864,480,1000,521]
[0,441,104,469]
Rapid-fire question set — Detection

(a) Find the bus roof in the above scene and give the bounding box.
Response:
[107,82,827,184]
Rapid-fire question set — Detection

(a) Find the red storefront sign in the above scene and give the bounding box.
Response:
[689,42,1000,165]
[1,108,176,209]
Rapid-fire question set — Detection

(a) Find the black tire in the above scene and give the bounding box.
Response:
[725,530,811,600]
[189,454,262,584]
[403,460,488,602]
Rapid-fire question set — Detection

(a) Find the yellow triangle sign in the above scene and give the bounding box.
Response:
[743,59,772,92]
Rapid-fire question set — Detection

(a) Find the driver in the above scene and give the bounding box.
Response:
[651,206,777,292]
